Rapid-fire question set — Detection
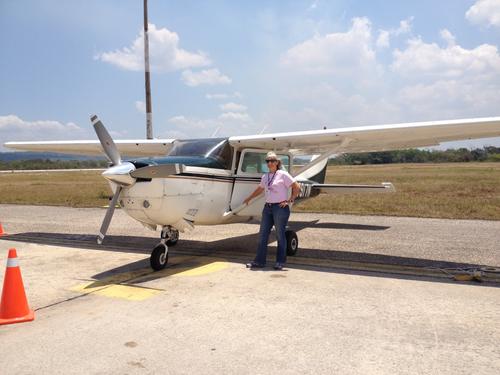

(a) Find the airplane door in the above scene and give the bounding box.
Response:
[229,149,291,217]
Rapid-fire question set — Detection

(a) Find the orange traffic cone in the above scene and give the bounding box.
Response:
[0,249,34,325]
[0,223,5,237]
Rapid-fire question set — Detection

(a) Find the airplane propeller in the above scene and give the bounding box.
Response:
[91,115,126,244]
[91,115,121,166]
[90,115,184,244]
[97,185,122,244]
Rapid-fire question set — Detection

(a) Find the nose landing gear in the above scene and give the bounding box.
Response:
[150,226,179,271]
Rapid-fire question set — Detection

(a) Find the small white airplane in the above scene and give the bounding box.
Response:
[5,115,500,270]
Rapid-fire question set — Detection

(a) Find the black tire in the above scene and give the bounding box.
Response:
[166,229,179,246]
[150,245,168,271]
[285,230,298,256]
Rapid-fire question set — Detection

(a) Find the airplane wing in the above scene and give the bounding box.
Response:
[3,139,176,157]
[228,117,500,154]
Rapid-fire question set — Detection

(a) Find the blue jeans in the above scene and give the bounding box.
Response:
[254,203,290,265]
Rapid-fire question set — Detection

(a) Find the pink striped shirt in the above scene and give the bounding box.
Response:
[259,170,296,203]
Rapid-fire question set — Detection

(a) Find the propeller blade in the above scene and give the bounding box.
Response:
[130,164,184,179]
[97,186,122,244]
[91,115,121,166]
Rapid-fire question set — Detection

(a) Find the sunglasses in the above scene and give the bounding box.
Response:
[265,159,278,163]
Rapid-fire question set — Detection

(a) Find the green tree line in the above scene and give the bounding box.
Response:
[329,146,500,165]
[1,146,499,170]
[0,159,109,170]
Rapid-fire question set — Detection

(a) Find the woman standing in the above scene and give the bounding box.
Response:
[243,151,301,270]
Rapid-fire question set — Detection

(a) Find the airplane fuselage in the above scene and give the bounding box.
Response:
[117,166,264,230]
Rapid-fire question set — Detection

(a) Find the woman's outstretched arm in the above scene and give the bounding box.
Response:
[243,186,264,205]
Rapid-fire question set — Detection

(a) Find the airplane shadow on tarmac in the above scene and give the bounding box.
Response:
[2,220,499,287]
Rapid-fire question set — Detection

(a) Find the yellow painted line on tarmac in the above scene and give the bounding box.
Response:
[173,261,229,277]
[71,282,162,301]
[70,259,230,301]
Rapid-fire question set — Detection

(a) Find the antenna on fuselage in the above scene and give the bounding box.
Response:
[143,0,153,139]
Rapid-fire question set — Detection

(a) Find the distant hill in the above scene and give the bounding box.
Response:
[0,152,108,170]
[0,152,105,162]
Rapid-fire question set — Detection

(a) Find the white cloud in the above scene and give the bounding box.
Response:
[166,112,255,138]
[162,129,189,139]
[391,37,500,80]
[391,32,500,119]
[268,22,500,134]
[205,91,242,100]
[396,17,413,35]
[0,115,80,132]
[0,115,86,145]
[218,112,252,122]
[281,17,377,75]
[96,24,210,72]
[376,30,390,48]
[439,29,456,46]
[219,102,247,112]
[168,115,220,130]
[308,1,319,11]
[205,93,229,100]
[376,17,413,49]
[181,68,232,86]
[267,83,401,131]
[466,0,500,28]
[397,79,500,119]
[135,100,146,114]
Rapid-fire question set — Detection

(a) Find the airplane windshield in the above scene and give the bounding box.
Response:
[167,138,232,169]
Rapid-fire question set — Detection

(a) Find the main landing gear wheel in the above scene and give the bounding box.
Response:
[150,244,168,271]
[285,230,298,256]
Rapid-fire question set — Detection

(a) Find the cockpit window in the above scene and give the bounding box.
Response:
[240,151,290,173]
[167,138,232,169]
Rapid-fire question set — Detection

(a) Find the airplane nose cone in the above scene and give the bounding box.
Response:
[102,162,136,186]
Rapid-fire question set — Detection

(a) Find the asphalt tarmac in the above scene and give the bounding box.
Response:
[0,204,499,374]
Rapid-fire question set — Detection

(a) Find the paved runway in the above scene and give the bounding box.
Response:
[1,204,499,268]
[0,204,499,374]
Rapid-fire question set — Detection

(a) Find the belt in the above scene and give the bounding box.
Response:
[265,202,283,207]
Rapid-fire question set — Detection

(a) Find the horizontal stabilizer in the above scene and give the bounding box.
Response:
[312,182,395,194]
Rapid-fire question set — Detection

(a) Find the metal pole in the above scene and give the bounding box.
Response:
[143,0,153,139]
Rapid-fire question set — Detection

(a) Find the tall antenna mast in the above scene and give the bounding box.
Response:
[143,0,153,139]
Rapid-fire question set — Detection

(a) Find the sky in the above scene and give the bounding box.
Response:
[1,0,500,150]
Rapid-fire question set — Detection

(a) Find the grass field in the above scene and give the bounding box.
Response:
[294,163,500,220]
[0,163,499,220]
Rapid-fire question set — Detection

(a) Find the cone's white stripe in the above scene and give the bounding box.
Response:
[6,258,19,268]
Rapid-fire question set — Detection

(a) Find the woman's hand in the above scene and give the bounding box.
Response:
[279,200,289,208]
[243,197,251,205]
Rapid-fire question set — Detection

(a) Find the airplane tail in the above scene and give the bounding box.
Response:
[293,157,395,200]
[294,157,328,184]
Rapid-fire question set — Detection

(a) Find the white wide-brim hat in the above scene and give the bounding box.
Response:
[266,151,279,160]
